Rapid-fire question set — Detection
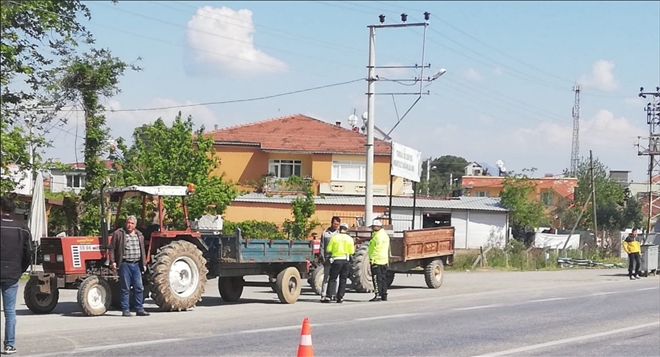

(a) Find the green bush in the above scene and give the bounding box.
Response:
[223,220,287,240]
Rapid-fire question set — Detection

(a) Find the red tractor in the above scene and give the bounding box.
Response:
[24,183,206,316]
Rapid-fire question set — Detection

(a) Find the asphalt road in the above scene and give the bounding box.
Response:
[2,269,658,357]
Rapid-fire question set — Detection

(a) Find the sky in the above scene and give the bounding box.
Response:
[40,1,660,182]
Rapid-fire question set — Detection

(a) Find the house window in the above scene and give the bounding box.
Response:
[541,192,553,206]
[66,175,85,188]
[268,160,301,178]
[332,161,366,181]
[475,191,489,197]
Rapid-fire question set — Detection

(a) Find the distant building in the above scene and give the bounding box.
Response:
[609,170,630,188]
[465,162,486,176]
[48,160,115,194]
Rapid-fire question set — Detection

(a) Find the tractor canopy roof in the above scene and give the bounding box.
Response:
[93,185,195,198]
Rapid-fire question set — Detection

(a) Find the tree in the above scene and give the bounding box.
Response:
[499,170,548,241]
[112,113,238,227]
[50,48,139,234]
[418,155,469,197]
[282,176,320,240]
[561,156,636,233]
[1,0,97,194]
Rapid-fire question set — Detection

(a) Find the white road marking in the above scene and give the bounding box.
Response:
[24,338,185,357]
[527,297,566,303]
[471,322,660,357]
[355,313,420,321]
[591,291,618,296]
[452,304,500,311]
[240,325,311,333]
[636,287,659,291]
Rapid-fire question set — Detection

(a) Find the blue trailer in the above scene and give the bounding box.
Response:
[202,229,315,304]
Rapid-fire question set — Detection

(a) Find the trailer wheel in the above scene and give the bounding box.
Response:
[24,277,59,314]
[77,276,112,316]
[275,267,301,304]
[308,266,324,295]
[350,242,374,293]
[387,271,395,287]
[424,259,444,289]
[218,277,244,302]
[149,240,208,311]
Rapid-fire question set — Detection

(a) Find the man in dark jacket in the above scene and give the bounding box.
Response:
[319,216,340,302]
[1,196,32,354]
[108,215,150,317]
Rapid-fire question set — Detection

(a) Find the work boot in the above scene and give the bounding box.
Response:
[122,311,132,317]
[369,296,381,302]
[136,310,150,316]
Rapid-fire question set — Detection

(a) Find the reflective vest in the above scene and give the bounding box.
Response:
[622,237,641,254]
[326,233,355,259]
[368,229,390,265]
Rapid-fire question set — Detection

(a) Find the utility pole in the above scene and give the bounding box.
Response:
[589,150,598,243]
[364,12,435,227]
[570,85,581,176]
[636,86,660,241]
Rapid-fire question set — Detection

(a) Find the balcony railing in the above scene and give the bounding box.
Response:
[263,176,311,194]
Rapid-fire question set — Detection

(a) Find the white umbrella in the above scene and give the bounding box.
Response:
[28,172,48,242]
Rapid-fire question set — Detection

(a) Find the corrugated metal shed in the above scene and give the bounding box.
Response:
[233,193,508,212]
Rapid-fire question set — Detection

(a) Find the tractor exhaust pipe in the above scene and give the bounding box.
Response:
[100,178,110,266]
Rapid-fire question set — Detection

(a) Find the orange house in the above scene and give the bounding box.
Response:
[204,114,414,231]
[461,175,578,224]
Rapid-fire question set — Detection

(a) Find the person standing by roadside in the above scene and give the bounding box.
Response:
[1,197,33,354]
[323,223,355,303]
[368,220,390,302]
[109,215,150,316]
[319,216,341,302]
[622,228,642,280]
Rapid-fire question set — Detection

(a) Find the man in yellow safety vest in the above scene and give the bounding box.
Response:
[622,228,642,280]
[368,219,390,302]
[323,223,355,303]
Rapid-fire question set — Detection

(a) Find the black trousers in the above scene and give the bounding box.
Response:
[371,264,388,299]
[327,259,351,300]
[628,252,641,277]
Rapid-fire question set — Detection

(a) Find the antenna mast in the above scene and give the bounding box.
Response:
[570,85,581,176]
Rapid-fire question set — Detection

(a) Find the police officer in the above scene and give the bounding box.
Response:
[323,223,355,304]
[368,220,390,302]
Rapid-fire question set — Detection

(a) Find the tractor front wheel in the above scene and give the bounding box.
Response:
[77,276,112,316]
[149,240,208,311]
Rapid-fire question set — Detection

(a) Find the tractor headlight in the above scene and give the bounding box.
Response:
[43,254,51,262]
[56,254,63,263]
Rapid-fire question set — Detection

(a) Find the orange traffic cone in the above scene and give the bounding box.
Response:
[297,317,314,357]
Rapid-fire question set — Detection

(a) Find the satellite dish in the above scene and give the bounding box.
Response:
[348,114,358,127]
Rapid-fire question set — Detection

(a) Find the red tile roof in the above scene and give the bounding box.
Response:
[462,176,578,199]
[67,160,116,170]
[205,114,392,155]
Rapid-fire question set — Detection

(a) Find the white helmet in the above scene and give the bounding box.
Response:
[370,219,383,227]
[339,223,349,230]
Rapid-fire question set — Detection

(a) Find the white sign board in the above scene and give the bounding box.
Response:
[390,142,422,182]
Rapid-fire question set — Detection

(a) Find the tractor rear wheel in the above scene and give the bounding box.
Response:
[274,267,301,304]
[77,276,112,316]
[149,240,208,311]
[218,277,244,302]
[350,242,374,293]
[24,277,59,314]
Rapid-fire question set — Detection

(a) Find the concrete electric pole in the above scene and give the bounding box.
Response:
[636,86,660,240]
[364,12,439,227]
[570,85,581,176]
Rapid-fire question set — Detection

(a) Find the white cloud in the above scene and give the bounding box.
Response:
[513,110,643,149]
[463,68,482,81]
[186,6,287,75]
[578,60,619,92]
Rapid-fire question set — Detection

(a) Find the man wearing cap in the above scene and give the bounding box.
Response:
[323,223,355,303]
[368,219,390,302]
